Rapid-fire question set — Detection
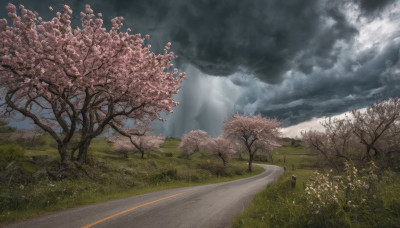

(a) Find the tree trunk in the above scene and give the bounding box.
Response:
[77,139,91,164]
[58,144,69,165]
[219,153,227,166]
[140,149,145,159]
[248,154,254,172]
[222,158,227,166]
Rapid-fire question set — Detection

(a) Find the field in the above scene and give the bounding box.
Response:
[0,128,263,223]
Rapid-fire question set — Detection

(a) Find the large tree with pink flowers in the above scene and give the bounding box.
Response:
[0,3,184,165]
[223,114,281,172]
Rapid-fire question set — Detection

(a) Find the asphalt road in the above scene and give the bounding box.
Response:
[5,164,284,228]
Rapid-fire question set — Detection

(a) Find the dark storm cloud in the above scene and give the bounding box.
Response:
[232,39,400,127]
[295,7,359,74]
[356,0,396,14]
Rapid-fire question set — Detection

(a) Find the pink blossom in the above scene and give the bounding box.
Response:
[179,130,209,157]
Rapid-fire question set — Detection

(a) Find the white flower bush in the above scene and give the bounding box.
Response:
[305,162,378,215]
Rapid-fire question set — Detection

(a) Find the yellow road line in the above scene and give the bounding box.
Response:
[81,192,186,228]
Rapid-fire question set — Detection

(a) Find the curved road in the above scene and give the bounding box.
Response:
[6,164,283,228]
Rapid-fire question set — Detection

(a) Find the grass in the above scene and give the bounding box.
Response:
[0,133,264,223]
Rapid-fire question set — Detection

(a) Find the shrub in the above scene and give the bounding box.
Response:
[304,162,381,226]
[149,168,178,183]
[164,152,173,157]
[0,144,38,188]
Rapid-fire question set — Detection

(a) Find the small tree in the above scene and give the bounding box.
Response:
[178,130,209,158]
[10,129,41,143]
[109,136,132,158]
[223,114,281,172]
[108,135,164,158]
[0,4,184,166]
[204,137,235,166]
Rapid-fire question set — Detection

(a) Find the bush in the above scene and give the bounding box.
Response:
[149,168,178,183]
[164,152,173,157]
[0,144,26,165]
[0,144,38,188]
[298,162,400,227]
[196,161,245,177]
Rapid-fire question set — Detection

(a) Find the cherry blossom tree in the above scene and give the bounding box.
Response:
[223,114,281,172]
[204,137,235,166]
[0,4,184,165]
[178,130,209,158]
[10,128,41,143]
[302,118,356,171]
[302,98,400,170]
[108,134,164,159]
[350,98,400,167]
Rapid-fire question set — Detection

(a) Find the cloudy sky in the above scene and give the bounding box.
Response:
[2,0,400,137]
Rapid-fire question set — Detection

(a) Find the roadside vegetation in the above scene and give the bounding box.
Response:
[233,98,400,227]
[0,123,263,223]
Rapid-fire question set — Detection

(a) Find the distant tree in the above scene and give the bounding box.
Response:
[108,135,164,158]
[0,4,184,166]
[10,129,41,143]
[108,136,132,158]
[223,114,281,172]
[204,137,235,166]
[178,130,209,158]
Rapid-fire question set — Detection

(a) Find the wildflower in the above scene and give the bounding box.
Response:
[49,6,53,11]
